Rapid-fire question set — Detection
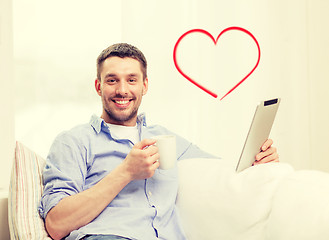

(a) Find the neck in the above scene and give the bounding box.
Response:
[101,113,137,127]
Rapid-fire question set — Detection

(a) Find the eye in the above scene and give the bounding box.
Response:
[105,79,116,84]
[128,78,137,83]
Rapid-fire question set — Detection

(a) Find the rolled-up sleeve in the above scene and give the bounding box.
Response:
[38,131,87,219]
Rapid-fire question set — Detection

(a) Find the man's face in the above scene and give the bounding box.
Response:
[95,56,148,126]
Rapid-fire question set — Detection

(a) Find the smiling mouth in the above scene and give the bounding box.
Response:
[113,99,133,108]
[116,100,130,104]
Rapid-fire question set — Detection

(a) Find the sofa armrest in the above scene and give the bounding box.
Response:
[266,170,329,240]
[0,190,10,240]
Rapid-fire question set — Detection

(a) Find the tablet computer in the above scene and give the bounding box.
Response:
[236,98,281,172]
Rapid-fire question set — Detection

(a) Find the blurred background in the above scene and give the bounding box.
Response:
[1,0,329,189]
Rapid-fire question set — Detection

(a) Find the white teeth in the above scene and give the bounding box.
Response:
[116,100,129,105]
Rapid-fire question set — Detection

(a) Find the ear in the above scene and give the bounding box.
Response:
[95,79,102,96]
[142,78,149,96]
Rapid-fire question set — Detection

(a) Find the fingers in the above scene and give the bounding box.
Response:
[124,139,160,180]
[150,157,160,171]
[255,146,277,161]
[261,138,273,151]
[144,145,158,157]
[134,138,159,164]
[131,145,159,165]
[254,139,279,165]
[134,138,157,150]
[254,151,279,165]
[254,147,279,165]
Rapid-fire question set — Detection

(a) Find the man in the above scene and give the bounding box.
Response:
[39,43,279,240]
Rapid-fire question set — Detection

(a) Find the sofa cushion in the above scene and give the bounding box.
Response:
[176,158,294,240]
[8,141,51,239]
[266,170,329,240]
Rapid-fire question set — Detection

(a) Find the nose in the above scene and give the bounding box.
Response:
[116,80,128,96]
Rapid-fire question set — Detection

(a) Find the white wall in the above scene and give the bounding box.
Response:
[0,0,15,189]
[120,0,317,170]
[12,0,329,175]
[308,0,329,171]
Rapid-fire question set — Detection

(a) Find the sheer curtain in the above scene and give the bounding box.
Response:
[0,0,14,189]
[12,0,329,176]
[13,0,122,158]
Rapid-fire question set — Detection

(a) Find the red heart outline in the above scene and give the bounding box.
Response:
[173,27,261,100]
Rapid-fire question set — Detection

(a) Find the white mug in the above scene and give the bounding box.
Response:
[152,135,176,170]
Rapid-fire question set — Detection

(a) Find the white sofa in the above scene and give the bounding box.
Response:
[4,141,329,239]
[177,158,329,240]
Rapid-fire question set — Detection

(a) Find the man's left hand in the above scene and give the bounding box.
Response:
[253,139,279,165]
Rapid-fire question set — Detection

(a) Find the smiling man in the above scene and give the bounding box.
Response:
[96,55,148,126]
[39,43,279,240]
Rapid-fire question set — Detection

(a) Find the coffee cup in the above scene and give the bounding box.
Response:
[152,135,176,170]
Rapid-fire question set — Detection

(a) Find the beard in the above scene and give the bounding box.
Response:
[101,93,140,125]
[103,105,139,124]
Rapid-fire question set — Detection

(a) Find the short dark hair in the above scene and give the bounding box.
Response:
[96,43,147,80]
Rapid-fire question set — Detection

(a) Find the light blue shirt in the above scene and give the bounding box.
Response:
[39,114,216,240]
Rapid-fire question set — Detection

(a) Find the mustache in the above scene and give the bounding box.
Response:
[112,94,136,100]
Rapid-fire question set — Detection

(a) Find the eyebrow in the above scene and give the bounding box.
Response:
[128,74,139,77]
[104,73,140,78]
[104,73,117,78]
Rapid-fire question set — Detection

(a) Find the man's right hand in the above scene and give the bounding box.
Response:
[123,138,160,180]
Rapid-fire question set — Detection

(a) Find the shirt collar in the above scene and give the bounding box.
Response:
[90,113,147,134]
[137,113,147,127]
